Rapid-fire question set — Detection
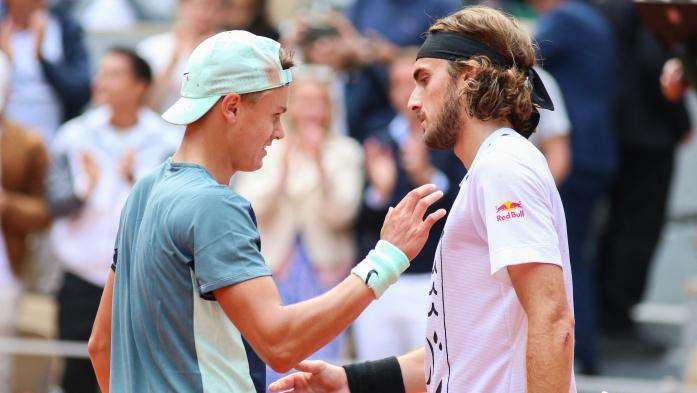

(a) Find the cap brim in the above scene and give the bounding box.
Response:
[161,95,221,125]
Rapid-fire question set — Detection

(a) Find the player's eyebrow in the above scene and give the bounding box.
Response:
[413,67,428,81]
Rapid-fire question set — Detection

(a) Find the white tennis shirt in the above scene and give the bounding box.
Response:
[425,128,576,393]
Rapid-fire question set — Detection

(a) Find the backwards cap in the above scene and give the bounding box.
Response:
[162,30,293,125]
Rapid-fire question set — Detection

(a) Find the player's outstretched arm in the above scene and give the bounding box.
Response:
[88,270,115,393]
[215,185,446,373]
[268,348,426,393]
[509,263,575,393]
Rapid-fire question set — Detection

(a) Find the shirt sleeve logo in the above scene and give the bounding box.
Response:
[495,200,524,221]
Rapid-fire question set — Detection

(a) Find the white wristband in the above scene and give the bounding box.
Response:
[351,240,409,298]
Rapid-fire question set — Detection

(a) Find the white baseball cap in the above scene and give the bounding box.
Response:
[162,30,293,125]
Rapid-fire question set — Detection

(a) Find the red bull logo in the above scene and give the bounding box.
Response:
[495,200,524,221]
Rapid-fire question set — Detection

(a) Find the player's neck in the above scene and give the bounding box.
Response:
[453,117,512,170]
[173,126,234,185]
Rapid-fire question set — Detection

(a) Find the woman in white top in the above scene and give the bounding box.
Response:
[234,66,364,385]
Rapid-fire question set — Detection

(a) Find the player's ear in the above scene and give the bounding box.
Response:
[220,93,242,124]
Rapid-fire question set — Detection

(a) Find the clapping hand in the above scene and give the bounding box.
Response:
[29,9,48,58]
[364,138,396,205]
[401,133,435,186]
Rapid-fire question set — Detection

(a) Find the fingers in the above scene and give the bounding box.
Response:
[267,375,291,391]
[293,359,326,374]
[268,373,304,391]
[422,208,447,231]
[397,184,437,211]
[385,206,394,222]
[267,360,325,392]
[413,189,444,219]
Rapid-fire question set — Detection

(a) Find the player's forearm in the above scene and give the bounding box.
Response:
[88,345,111,393]
[267,275,374,371]
[88,271,114,393]
[262,240,411,371]
[398,347,427,393]
[88,314,111,393]
[526,312,575,392]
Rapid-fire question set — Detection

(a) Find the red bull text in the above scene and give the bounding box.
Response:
[495,200,524,221]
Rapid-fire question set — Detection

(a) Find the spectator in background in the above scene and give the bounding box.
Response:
[0,0,91,142]
[78,0,139,31]
[46,48,179,393]
[661,58,691,103]
[221,0,279,40]
[529,66,572,186]
[233,66,363,387]
[127,0,178,21]
[352,49,466,361]
[288,12,367,136]
[344,0,456,141]
[137,0,224,113]
[0,50,52,393]
[593,0,692,340]
[529,0,618,374]
[77,0,179,29]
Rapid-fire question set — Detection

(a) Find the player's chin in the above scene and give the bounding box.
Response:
[237,159,264,173]
[251,157,265,171]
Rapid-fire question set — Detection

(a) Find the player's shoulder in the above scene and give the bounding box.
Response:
[181,178,252,216]
[475,130,551,183]
[130,161,168,198]
[483,130,544,163]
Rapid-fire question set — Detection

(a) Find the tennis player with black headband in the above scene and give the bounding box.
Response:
[270,6,577,393]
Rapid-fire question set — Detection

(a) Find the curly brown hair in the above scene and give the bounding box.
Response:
[429,6,538,136]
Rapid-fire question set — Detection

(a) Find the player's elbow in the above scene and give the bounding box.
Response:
[253,335,298,373]
[263,349,296,373]
[558,311,575,349]
[266,357,294,373]
[87,330,109,360]
[548,307,575,350]
[529,301,575,347]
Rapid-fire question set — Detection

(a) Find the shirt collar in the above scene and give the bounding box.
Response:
[460,128,517,187]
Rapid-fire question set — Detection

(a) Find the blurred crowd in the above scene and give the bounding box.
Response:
[0,0,693,391]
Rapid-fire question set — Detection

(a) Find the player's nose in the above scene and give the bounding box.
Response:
[408,89,422,113]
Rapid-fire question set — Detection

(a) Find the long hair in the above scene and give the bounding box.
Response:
[429,6,539,136]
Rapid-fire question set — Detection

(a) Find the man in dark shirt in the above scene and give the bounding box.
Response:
[530,0,618,374]
[593,0,691,338]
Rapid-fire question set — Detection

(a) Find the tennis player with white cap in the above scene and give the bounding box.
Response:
[87,30,446,393]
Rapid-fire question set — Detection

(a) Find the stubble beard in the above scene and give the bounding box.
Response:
[423,87,464,151]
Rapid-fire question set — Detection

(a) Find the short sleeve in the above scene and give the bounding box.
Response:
[475,155,563,285]
[191,194,271,299]
[111,199,128,272]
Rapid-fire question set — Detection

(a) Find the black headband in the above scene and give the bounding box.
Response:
[417,31,554,112]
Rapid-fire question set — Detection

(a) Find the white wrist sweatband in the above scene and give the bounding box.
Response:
[351,240,409,298]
